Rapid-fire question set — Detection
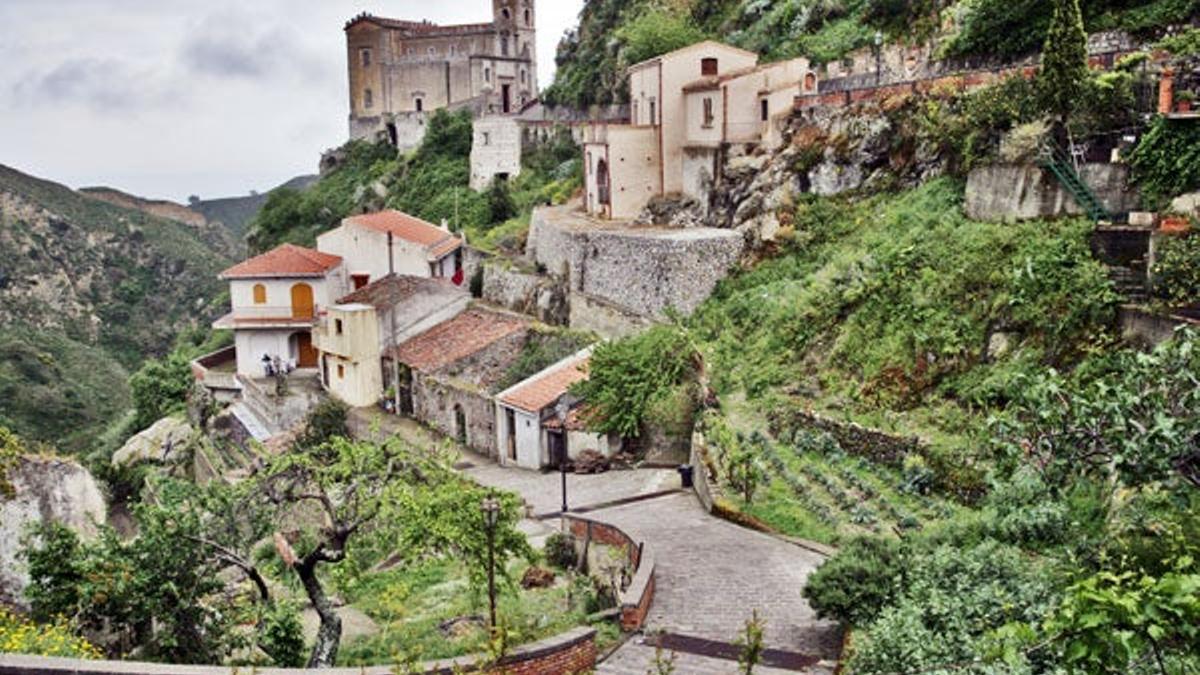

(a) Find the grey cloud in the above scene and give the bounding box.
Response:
[179,13,331,84]
[10,58,175,111]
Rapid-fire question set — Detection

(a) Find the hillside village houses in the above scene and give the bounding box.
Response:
[582,41,818,220]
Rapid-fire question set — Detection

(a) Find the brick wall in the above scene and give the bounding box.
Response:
[565,515,656,631]
[0,628,597,675]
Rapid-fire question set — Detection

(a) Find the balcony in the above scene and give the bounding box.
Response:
[212,305,323,330]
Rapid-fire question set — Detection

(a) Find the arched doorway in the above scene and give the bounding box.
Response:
[453,404,468,446]
[294,332,318,368]
[291,283,314,319]
[596,159,611,207]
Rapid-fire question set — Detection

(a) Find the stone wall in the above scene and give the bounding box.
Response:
[470,116,523,190]
[528,206,745,319]
[0,627,598,675]
[965,163,1140,222]
[567,291,656,339]
[482,261,568,325]
[768,409,923,469]
[1119,305,1200,348]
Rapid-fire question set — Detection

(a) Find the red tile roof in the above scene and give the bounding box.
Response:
[392,309,526,372]
[220,244,342,280]
[499,355,590,413]
[337,274,463,308]
[345,210,463,259]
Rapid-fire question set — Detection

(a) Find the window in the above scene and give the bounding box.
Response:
[364,88,373,108]
[415,98,423,112]
[482,131,491,146]
[649,99,657,125]
[428,46,437,56]
[501,35,510,57]
[337,364,345,379]
[502,8,511,20]
[450,44,458,56]
[360,49,371,67]
[520,69,526,84]
[407,47,415,55]
[701,57,718,76]
[525,8,531,26]
[335,319,343,335]
[485,67,491,82]
[253,284,266,304]
[632,101,639,125]
[761,98,769,122]
[702,97,714,128]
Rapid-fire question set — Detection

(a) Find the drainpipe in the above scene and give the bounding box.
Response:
[388,232,395,275]
[658,60,665,197]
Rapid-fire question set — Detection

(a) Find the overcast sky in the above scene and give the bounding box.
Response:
[0,1,584,202]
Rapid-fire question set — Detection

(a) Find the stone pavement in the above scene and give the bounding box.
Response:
[461,455,842,674]
[349,414,841,673]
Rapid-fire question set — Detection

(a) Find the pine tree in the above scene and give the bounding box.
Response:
[1039,0,1088,124]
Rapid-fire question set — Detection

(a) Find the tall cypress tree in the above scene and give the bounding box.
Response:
[1039,0,1089,124]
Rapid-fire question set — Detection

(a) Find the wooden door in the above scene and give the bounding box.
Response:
[291,283,314,319]
[296,333,318,368]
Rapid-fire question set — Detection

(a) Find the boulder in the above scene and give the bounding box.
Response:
[112,417,194,469]
[520,565,556,589]
[1171,191,1200,217]
[1,456,105,609]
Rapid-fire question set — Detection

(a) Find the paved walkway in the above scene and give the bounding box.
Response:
[462,455,842,674]
[350,413,842,673]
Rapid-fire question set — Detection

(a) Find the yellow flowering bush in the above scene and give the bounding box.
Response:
[0,609,101,660]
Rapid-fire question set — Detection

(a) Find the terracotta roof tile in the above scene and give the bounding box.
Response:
[500,356,589,413]
[220,244,342,280]
[392,309,526,372]
[337,274,464,308]
[345,210,463,259]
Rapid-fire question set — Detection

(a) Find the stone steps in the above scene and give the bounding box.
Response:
[230,401,276,443]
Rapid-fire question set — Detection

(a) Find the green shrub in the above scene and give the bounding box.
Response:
[1152,233,1200,305]
[543,532,578,570]
[295,398,350,451]
[1129,113,1200,209]
[802,536,905,625]
[0,608,101,659]
[571,325,696,438]
[258,601,305,668]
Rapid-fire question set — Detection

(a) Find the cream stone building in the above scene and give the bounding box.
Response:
[316,210,465,290]
[213,244,348,378]
[345,1,538,145]
[583,41,817,220]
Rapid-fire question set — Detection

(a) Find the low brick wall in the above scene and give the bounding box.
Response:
[564,515,655,631]
[0,627,597,675]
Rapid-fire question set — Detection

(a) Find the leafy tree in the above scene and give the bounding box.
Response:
[1129,117,1200,208]
[726,448,766,504]
[802,536,905,625]
[571,325,697,438]
[255,435,531,667]
[293,398,350,453]
[990,329,1200,492]
[1039,0,1089,124]
[129,351,193,431]
[614,7,706,67]
[1151,233,1200,305]
[736,610,766,675]
[487,177,517,225]
[0,425,26,500]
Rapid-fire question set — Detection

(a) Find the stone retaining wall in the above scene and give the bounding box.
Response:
[568,291,656,339]
[528,206,744,319]
[0,627,597,675]
[768,408,923,469]
[564,515,655,632]
[965,163,1139,222]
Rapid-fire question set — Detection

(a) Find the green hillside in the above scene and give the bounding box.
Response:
[545,0,1198,107]
[190,174,318,243]
[0,164,235,452]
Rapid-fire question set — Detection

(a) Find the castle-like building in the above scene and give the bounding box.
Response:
[345,1,538,145]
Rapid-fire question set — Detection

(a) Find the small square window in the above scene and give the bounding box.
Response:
[364,88,374,108]
[335,319,343,335]
[701,58,718,76]
[360,49,371,67]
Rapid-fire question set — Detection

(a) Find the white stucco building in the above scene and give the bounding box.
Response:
[213,244,348,378]
[494,349,617,470]
[583,41,817,220]
[317,210,465,290]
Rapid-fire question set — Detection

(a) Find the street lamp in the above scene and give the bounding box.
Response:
[480,496,500,631]
[874,31,884,85]
[555,399,570,514]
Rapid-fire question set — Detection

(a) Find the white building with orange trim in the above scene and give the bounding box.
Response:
[213,244,348,378]
[583,41,817,220]
[316,210,465,291]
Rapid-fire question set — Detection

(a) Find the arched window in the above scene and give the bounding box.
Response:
[415,98,424,112]
[525,9,531,26]
[253,284,267,304]
[501,8,511,20]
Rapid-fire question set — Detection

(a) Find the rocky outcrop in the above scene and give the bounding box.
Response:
[78,187,209,229]
[112,417,195,469]
[0,456,105,609]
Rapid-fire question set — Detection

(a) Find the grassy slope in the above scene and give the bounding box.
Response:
[0,164,235,451]
[690,179,1119,539]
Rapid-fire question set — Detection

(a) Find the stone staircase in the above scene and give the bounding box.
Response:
[230,401,276,443]
[1107,261,1150,305]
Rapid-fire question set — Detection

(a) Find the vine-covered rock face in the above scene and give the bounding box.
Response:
[0,456,105,609]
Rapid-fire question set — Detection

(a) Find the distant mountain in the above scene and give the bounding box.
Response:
[0,164,237,451]
[79,186,209,229]
[190,175,318,243]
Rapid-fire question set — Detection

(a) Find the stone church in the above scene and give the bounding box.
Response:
[344,1,538,146]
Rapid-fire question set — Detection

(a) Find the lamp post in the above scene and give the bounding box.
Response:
[874,31,884,85]
[555,399,570,514]
[480,496,500,631]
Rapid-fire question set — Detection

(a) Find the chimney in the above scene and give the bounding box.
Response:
[387,232,395,275]
[1159,67,1176,115]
